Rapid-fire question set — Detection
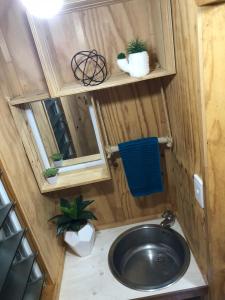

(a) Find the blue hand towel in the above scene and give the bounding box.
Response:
[118,137,163,197]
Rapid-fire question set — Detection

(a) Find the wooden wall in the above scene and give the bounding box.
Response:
[196,0,225,6]
[76,80,172,229]
[1,1,219,299]
[198,3,225,298]
[0,88,64,294]
[0,0,49,99]
[0,0,172,284]
[162,0,208,275]
[0,0,64,298]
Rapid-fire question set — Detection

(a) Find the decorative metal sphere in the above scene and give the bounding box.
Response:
[71,50,108,86]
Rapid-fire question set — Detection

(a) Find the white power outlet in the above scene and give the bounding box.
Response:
[193,174,204,208]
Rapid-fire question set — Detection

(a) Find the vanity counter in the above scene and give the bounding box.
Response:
[59,219,207,300]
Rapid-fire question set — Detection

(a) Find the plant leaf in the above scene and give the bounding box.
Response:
[56,215,73,226]
[78,200,95,212]
[78,210,97,221]
[60,198,71,209]
[48,214,64,223]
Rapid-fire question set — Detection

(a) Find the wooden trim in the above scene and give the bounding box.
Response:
[41,165,111,193]
[9,104,46,189]
[26,0,175,99]
[56,69,175,97]
[132,286,208,299]
[62,154,101,167]
[10,101,111,193]
[195,0,225,6]
[10,92,50,106]
[41,249,65,300]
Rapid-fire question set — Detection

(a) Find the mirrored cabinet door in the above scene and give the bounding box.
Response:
[11,93,111,193]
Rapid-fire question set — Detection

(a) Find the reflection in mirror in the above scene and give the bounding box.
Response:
[27,94,103,170]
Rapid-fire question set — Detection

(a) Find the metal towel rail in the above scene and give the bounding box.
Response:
[105,136,173,158]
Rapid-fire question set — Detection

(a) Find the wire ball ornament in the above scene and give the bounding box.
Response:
[71,50,108,86]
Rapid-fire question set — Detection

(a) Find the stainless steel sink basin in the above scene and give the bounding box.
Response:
[108,224,190,291]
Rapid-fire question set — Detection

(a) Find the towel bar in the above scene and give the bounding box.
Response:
[105,136,173,158]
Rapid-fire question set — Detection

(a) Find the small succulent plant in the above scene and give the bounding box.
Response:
[117,52,126,59]
[49,196,97,236]
[43,167,58,178]
[127,39,147,54]
[51,153,63,161]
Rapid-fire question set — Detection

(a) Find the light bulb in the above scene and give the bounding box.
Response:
[21,0,63,19]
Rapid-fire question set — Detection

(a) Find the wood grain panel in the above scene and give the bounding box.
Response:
[162,0,208,275]
[199,3,225,299]
[61,94,99,156]
[47,80,171,227]
[27,0,175,97]
[0,2,64,297]
[0,0,49,100]
[196,0,225,5]
[31,101,59,159]
[0,89,64,284]
[78,80,171,226]
[46,0,156,81]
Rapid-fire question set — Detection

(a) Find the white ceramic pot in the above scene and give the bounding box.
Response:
[53,160,63,167]
[117,51,150,78]
[128,51,149,77]
[117,58,130,73]
[64,223,95,257]
[46,176,57,184]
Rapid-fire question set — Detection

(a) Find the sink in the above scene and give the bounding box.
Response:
[108,224,190,291]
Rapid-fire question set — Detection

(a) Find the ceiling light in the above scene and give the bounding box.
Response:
[21,0,63,19]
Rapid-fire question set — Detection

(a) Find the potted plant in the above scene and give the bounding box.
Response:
[117,39,150,77]
[43,167,59,184]
[51,152,63,167]
[49,196,97,257]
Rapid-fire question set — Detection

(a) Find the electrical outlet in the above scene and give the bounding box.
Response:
[194,174,204,208]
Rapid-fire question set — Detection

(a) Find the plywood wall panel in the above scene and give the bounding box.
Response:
[0,0,171,243]
[199,4,225,298]
[95,80,168,144]
[35,0,157,86]
[51,80,171,228]
[0,89,64,285]
[0,1,63,295]
[162,0,208,274]
[196,0,225,5]
[0,0,49,99]
[78,80,171,227]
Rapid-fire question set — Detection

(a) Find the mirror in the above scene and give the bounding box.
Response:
[27,94,103,169]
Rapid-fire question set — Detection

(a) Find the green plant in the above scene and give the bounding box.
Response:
[127,39,147,54]
[51,152,63,161]
[43,167,58,178]
[49,196,97,236]
[117,52,126,59]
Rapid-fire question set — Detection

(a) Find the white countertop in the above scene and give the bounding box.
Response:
[59,219,207,300]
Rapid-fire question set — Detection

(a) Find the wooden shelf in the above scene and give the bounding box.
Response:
[10,69,174,105]
[10,92,50,106]
[41,165,111,193]
[56,68,175,97]
[27,0,176,100]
